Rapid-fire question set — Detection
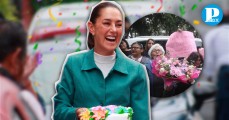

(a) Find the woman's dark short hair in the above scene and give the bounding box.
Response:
[87,2,123,49]
[120,39,130,49]
[0,20,27,62]
[187,52,204,67]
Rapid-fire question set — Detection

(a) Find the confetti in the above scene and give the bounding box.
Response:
[54,57,57,62]
[86,6,89,10]
[193,20,200,25]
[179,4,185,16]
[199,0,202,2]
[37,0,42,2]
[50,47,54,51]
[58,12,62,16]
[33,43,39,50]
[75,26,81,39]
[151,5,155,9]
[73,12,76,16]
[38,60,42,65]
[197,82,200,87]
[34,81,40,86]
[74,26,82,51]
[156,0,163,12]
[48,8,57,22]
[84,0,88,2]
[57,21,62,27]
[191,4,197,11]
[37,53,43,65]
[27,35,32,40]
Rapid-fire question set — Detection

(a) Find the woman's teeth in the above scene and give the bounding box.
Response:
[106,36,116,41]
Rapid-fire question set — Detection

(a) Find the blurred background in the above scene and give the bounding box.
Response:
[0,0,228,120]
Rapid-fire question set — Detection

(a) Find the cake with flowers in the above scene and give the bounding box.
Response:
[78,105,133,120]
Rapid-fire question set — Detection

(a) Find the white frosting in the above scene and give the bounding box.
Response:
[106,113,129,120]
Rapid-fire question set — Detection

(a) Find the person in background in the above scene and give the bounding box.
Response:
[0,20,44,120]
[129,42,150,65]
[187,52,204,69]
[143,39,155,58]
[198,47,204,59]
[202,2,229,119]
[165,30,197,95]
[145,43,166,97]
[119,39,131,56]
[53,1,150,120]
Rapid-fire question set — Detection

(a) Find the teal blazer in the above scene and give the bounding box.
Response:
[53,48,150,120]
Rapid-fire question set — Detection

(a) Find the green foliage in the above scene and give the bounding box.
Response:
[0,0,18,21]
[126,13,200,38]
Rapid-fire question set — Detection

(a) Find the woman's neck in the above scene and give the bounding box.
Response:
[94,48,115,56]
[133,54,142,59]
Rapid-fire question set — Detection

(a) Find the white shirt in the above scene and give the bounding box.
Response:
[94,52,116,78]
[130,56,143,63]
[202,24,229,81]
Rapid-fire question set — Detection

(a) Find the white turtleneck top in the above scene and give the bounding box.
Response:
[94,52,116,78]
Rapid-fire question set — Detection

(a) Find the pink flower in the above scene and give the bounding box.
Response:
[178,75,189,83]
[190,70,200,79]
[106,105,117,112]
[91,106,107,120]
[159,68,168,76]
[152,55,201,85]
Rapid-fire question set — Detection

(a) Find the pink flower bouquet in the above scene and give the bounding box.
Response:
[152,56,201,87]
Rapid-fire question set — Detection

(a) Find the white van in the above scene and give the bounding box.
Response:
[126,36,203,50]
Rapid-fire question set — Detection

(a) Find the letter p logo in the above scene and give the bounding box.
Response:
[201,4,223,26]
[205,8,219,22]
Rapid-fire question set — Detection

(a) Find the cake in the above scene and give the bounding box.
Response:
[78,105,133,120]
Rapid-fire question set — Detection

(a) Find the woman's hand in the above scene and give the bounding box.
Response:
[20,53,39,96]
[22,53,39,80]
[76,108,88,120]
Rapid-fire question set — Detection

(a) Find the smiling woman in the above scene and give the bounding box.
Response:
[87,5,123,55]
[53,1,150,120]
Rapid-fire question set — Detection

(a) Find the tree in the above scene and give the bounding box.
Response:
[0,0,18,21]
[126,13,200,38]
